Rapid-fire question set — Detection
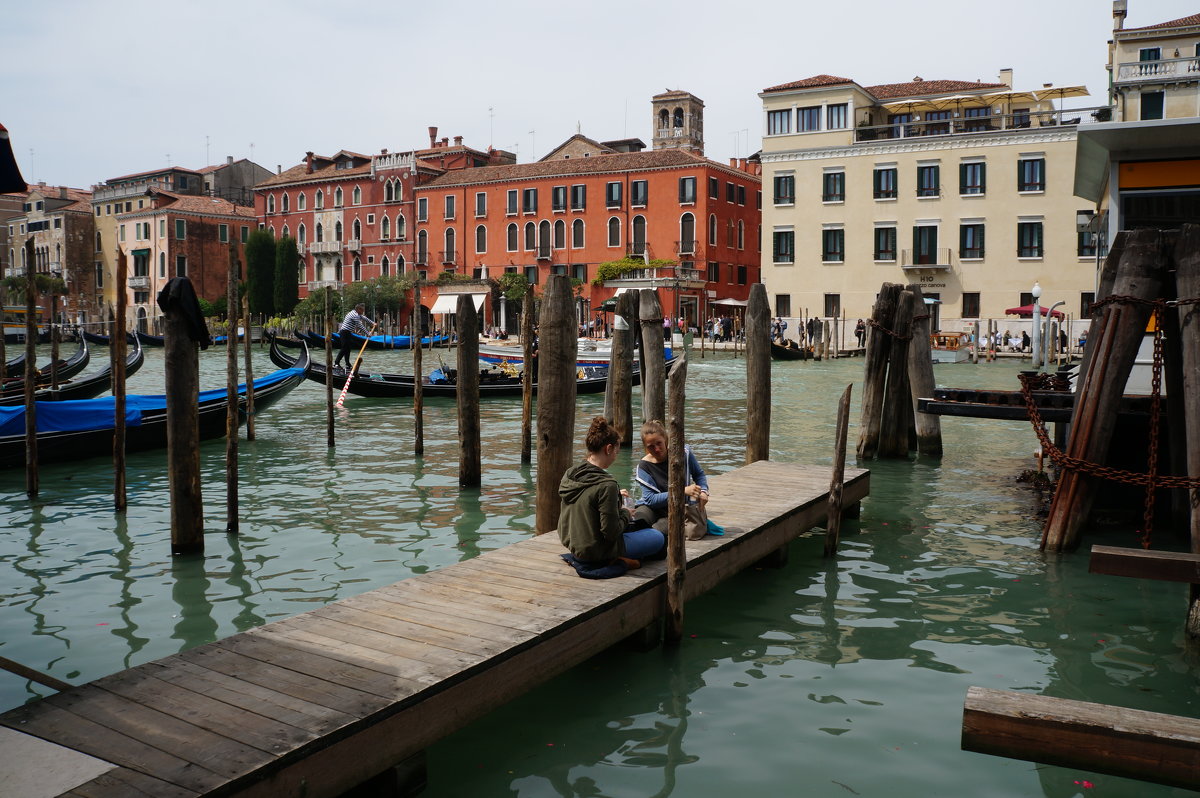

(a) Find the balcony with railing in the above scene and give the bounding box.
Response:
[853,106,1111,143]
[309,241,340,254]
[626,242,647,258]
[346,239,361,252]
[1116,56,1200,84]
[535,244,552,260]
[439,249,457,264]
[307,280,345,292]
[901,248,953,271]
[675,239,697,256]
[607,265,704,286]
[128,275,151,290]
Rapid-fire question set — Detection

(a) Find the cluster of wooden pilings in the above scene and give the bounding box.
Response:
[857,282,942,460]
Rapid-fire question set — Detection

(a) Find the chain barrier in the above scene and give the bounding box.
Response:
[865,317,914,342]
[1019,295,1200,549]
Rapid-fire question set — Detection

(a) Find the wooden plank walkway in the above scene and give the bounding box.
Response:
[0,460,868,798]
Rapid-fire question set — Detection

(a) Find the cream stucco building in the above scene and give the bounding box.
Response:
[759,70,1107,334]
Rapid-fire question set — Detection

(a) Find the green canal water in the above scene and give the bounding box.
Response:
[1,344,1197,797]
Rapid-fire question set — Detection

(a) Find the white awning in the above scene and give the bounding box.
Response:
[710,297,748,307]
[430,293,486,314]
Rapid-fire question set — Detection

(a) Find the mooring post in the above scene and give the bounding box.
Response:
[665,355,689,644]
[1173,224,1200,637]
[857,283,899,460]
[49,294,59,389]
[161,277,205,555]
[23,239,37,498]
[456,293,481,487]
[906,285,942,457]
[413,283,424,456]
[325,287,334,448]
[225,255,239,536]
[972,319,980,363]
[520,282,533,463]
[605,289,637,447]
[535,275,577,535]
[242,294,255,441]
[639,289,666,424]
[114,247,129,511]
[1043,229,1169,552]
[878,289,915,458]
[745,283,771,464]
[824,383,853,558]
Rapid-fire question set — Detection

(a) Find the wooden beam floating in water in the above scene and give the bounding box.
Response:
[1089,545,1200,584]
[962,685,1200,792]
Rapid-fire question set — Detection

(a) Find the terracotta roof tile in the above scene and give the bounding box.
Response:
[104,166,201,183]
[865,79,1009,99]
[422,149,756,188]
[1122,13,1200,31]
[255,159,373,189]
[762,75,856,93]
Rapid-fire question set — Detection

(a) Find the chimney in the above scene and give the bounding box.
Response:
[380,148,388,155]
[305,151,314,174]
[226,155,233,165]
[59,186,68,199]
[442,137,449,147]
[428,126,438,148]
[729,158,737,167]
[1113,0,1127,30]
[277,165,282,175]
[454,135,463,146]
[999,68,1013,88]
[739,158,748,171]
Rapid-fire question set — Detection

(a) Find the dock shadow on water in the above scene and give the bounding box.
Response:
[1,348,1197,796]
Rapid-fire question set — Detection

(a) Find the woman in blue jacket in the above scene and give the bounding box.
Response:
[632,419,709,532]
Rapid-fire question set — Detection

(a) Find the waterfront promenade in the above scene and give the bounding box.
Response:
[0,459,869,798]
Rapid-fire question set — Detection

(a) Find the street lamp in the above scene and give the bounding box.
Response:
[1031,281,1042,370]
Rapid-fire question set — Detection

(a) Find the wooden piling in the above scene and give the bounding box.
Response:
[638,289,666,424]
[23,240,37,498]
[665,355,688,644]
[413,284,424,456]
[1174,224,1200,636]
[878,289,915,458]
[520,283,533,463]
[49,294,59,389]
[225,255,239,535]
[534,275,577,535]
[242,295,255,441]
[745,283,771,464]
[906,284,942,457]
[857,283,899,460]
[456,293,481,487]
[972,319,980,363]
[325,287,334,448]
[605,289,637,447]
[1042,229,1169,552]
[824,384,853,558]
[113,251,128,511]
[163,280,204,555]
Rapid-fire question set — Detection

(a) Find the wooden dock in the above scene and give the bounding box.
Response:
[0,460,868,798]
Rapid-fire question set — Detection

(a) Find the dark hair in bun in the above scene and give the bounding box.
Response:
[585,415,620,452]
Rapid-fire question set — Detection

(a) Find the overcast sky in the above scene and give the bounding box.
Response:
[4,0,1195,189]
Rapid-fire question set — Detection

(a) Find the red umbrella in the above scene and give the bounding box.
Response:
[1005,304,1064,319]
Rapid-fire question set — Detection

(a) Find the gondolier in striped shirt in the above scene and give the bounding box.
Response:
[334,303,375,371]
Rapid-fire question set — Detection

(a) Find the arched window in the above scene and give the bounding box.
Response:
[632,215,646,256]
[95,231,102,251]
[445,228,456,262]
[572,219,585,248]
[553,219,565,249]
[396,253,406,273]
[381,216,390,240]
[507,223,518,251]
[267,194,275,214]
[659,108,669,129]
[315,189,324,209]
[680,213,695,252]
[708,214,718,246]
[381,255,390,276]
[608,217,621,247]
[316,222,324,242]
[353,257,362,281]
[268,225,275,238]
[298,223,306,245]
[475,224,487,254]
[393,180,402,201]
[417,230,428,263]
[673,107,684,127]
[352,186,361,205]
[334,187,343,207]
[298,192,306,210]
[352,219,361,240]
[281,193,289,213]
[737,220,745,250]
[538,220,551,255]
[524,222,536,250]
[335,258,343,282]
[282,224,290,239]
[384,182,393,202]
[335,221,343,241]
[397,214,406,240]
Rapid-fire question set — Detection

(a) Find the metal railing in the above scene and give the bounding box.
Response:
[675,239,697,256]
[440,249,457,264]
[853,106,1111,143]
[901,247,953,268]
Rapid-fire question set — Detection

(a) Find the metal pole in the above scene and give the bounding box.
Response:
[1031,283,1042,371]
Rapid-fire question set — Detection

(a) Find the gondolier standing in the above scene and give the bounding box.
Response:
[334,303,375,370]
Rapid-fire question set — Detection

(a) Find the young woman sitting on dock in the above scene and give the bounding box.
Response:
[558,416,666,578]
[633,419,720,539]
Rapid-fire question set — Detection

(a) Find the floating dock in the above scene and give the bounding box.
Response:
[0,460,869,797]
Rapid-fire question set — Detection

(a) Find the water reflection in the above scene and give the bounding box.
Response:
[169,555,217,649]
[110,514,150,668]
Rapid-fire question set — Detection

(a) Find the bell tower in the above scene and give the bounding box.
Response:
[651,90,705,155]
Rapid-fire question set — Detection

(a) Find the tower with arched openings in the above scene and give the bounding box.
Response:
[651,90,705,155]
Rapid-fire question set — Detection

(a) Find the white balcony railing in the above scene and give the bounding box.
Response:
[346,239,361,251]
[307,280,345,292]
[128,275,151,289]
[309,241,340,254]
[1116,57,1200,83]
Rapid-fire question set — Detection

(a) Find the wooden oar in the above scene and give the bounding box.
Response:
[335,324,375,408]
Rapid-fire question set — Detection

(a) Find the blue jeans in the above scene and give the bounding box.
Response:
[623,528,666,560]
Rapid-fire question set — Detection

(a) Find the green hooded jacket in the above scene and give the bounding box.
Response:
[558,461,626,562]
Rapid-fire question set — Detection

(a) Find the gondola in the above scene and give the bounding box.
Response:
[0,344,309,469]
[0,339,92,399]
[135,330,165,347]
[80,329,137,346]
[3,352,25,377]
[269,335,621,399]
[299,329,453,349]
[770,340,815,361]
[0,337,144,405]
